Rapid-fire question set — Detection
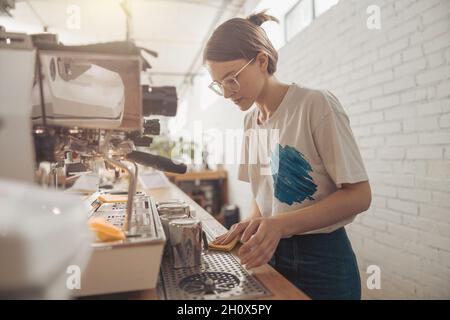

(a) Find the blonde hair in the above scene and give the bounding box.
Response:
[203,10,279,74]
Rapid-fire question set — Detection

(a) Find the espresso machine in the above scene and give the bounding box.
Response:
[1,28,271,300]
[0,28,185,297]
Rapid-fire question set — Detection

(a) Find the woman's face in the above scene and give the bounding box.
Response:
[206,54,267,111]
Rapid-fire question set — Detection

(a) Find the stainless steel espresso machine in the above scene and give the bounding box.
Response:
[0,29,185,297]
[1,28,271,300]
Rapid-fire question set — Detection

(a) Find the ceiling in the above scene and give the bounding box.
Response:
[1,0,257,96]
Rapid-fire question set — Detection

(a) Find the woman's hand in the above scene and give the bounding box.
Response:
[238,216,283,269]
[211,220,250,245]
[212,216,285,269]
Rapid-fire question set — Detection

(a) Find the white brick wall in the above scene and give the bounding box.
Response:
[277,0,450,299]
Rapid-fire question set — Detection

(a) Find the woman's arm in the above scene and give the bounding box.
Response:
[276,180,372,237]
[237,180,372,268]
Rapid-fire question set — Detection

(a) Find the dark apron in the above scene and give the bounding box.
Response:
[269,227,361,300]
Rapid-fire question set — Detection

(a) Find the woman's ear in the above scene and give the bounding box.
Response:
[256,52,269,73]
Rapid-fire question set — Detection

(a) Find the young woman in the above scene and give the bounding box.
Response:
[204,11,372,300]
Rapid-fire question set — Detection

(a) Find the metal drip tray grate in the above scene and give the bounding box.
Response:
[157,251,270,300]
[179,272,240,295]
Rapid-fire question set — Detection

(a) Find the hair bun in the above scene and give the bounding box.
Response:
[247,10,279,27]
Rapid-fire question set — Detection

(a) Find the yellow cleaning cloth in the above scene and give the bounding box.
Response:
[89,217,126,242]
[208,236,239,252]
[98,194,128,203]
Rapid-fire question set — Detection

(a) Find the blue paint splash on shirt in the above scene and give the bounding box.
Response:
[271,144,317,205]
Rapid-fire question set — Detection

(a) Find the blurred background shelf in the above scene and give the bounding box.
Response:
[165,169,230,226]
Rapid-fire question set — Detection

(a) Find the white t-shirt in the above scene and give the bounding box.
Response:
[238,83,369,234]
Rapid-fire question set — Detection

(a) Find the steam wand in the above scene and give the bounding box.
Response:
[104,158,138,233]
[102,131,138,233]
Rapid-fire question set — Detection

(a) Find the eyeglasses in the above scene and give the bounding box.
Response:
[208,58,255,96]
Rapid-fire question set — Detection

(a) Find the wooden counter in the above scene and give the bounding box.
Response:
[165,169,228,182]
[93,183,309,300]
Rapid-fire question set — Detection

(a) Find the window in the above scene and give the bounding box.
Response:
[314,0,339,17]
[251,0,299,49]
[285,0,339,42]
[285,0,313,42]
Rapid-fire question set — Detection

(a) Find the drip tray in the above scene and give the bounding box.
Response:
[157,251,271,300]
